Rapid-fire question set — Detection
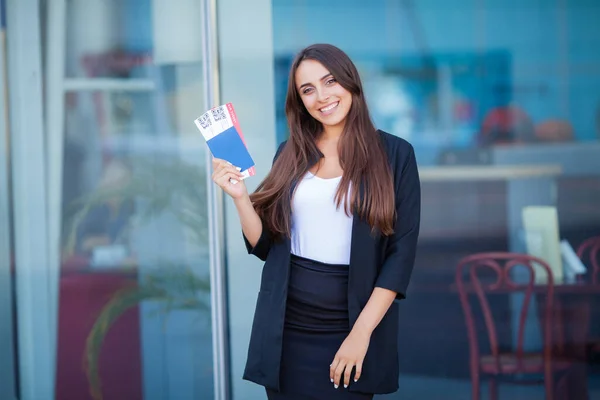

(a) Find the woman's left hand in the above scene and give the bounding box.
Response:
[330,328,371,389]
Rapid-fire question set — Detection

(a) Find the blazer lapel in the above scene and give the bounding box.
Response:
[347,178,369,322]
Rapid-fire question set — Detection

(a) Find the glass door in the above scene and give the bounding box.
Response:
[46,1,217,399]
[7,0,226,398]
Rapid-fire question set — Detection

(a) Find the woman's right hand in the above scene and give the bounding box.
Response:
[211,158,248,199]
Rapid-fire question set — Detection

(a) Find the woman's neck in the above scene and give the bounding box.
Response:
[320,123,344,141]
[316,130,342,160]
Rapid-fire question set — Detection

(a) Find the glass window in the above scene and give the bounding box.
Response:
[53,1,214,399]
[225,0,600,399]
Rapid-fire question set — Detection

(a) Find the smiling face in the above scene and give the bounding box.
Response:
[295,59,353,133]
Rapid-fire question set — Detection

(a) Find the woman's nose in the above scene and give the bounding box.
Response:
[317,89,330,103]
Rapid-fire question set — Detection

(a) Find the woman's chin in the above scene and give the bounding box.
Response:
[322,119,346,130]
[316,114,345,128]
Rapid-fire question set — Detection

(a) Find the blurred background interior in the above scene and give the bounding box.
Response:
[1,0,600,399]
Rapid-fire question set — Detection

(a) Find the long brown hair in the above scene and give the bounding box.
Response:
[250,43,395,238]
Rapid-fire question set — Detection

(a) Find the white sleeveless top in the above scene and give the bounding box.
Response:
[290,171,354,265]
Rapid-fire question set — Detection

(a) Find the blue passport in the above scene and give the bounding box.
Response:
[194,103,256,179]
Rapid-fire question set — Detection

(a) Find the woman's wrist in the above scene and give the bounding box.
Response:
[233,193,252,209]
[351,287,397,339]
[351,319,374,339]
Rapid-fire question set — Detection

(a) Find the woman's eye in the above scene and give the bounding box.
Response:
[326,78,336,85]
[302,87,313,94]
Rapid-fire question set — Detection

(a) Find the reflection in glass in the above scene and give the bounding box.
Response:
[53,1,214,399]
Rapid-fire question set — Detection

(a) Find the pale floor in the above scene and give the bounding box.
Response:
[376,374,600,400]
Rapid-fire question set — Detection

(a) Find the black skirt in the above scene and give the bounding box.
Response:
[266,254,374,400]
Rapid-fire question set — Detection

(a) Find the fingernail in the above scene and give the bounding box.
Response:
[354,378,358,382]
[330,378,333,383]
[334,384,338,389]
[344,384,348,388]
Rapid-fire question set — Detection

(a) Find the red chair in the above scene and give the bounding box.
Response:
[576,235,600,284]
[576,236,600,356]
[456,252,573,400]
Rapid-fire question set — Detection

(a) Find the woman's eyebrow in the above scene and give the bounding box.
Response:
[298,73,333,89]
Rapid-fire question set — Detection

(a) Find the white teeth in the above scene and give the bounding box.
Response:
[320,102,338,112]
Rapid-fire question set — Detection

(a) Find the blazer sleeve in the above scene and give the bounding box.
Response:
[242,140,287,261]
[375,144,421,300]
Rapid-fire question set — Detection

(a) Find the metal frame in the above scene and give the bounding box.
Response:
[201,0,230,398]
[45,1,66,390]
[6,0,54,399]
[0,0,17,397]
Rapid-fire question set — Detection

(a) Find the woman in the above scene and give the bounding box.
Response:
[212,44,420,399]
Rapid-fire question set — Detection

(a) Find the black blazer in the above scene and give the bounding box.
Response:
[242,130,421,394]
